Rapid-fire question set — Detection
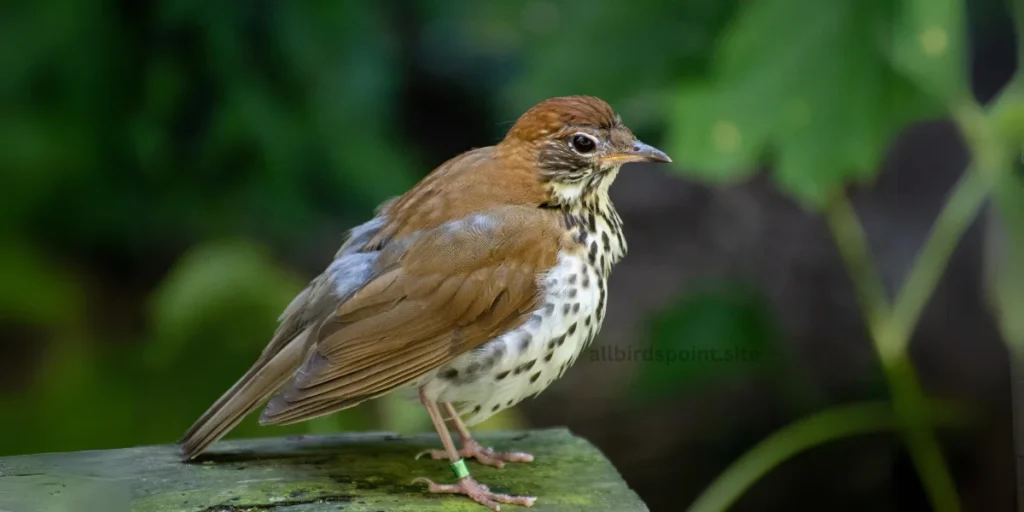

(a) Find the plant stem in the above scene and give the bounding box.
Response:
[989,166,1024,350]
[688,400,967,512]
[825,197,963,512]
[697,143,990,512]
[888,170,991,353]
[823,197,891,354]
[692,175,984,512]
[687,399,972,512]
[885,357,962,512]
[686,403,893,512]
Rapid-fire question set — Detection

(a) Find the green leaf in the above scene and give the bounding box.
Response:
[668,0,942,208]
[668,82,776,182]
[888,0,968,104]
[476,0,742,136]
[146,239,305,366]
[633,283,782,401]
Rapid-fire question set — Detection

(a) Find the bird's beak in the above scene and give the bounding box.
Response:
[599,140,672,165]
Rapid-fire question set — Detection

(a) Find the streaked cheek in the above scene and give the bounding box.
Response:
[538,144,590,178]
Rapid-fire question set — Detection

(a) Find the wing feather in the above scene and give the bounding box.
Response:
[260,205,563,425]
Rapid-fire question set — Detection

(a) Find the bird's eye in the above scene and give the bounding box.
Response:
[570,133,597,154]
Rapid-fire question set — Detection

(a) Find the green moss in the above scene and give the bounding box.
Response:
[0,429,646,511]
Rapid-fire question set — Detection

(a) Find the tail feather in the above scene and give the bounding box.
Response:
[178,327,311,460]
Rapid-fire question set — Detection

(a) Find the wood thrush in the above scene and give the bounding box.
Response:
[179,95,671,510]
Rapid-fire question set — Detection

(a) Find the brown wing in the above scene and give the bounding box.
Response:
[178,215,390,460]
[259,205,564,425]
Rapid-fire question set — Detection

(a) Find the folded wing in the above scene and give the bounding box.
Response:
[259,205,563,425]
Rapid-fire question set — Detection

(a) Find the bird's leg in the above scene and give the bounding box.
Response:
[413,389,536,511]
[417,403,534,469]
[444,403,536,468]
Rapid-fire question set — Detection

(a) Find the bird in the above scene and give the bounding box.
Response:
[178,95,671,510]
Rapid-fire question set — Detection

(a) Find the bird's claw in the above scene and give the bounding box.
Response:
[415,439,534,469]
[413,476,536,511]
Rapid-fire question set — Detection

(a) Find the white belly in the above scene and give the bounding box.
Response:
[420,252,607,426]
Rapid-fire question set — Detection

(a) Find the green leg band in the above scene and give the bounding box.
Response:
[450,458,470,480]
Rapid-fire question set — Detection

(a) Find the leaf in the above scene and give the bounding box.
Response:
[667,82,776,182]
[633,283,783,402]
[146,239,305,366]
[458,0,743,137]
[887,0,968,103]
[667,0,943,208]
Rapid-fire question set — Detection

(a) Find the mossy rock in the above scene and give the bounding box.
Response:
[0,428,646,511]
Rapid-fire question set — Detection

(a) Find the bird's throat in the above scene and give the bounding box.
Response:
[546,166,620,208]
[551,170,627,277]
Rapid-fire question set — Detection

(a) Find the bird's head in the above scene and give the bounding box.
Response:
[500,95,671,206]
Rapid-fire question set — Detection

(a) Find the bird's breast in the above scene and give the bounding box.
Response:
[416,198,628,425]
[424,246,614,425]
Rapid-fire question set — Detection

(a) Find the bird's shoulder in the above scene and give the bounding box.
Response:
[339,202,569,325]
[364,145,550,248]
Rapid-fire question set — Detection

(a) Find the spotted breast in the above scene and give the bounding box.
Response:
[421,168,627,425]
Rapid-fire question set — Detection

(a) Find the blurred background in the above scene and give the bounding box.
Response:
[1,0,1021,511]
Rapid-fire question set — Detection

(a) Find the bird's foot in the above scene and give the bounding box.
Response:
[417,438,534,469]
[413,475,536,511]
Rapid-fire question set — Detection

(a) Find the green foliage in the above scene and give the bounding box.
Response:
[415,0,741,137]
[0,243,82,327]
[0,0,433,456]
[668,0,1024,508]
[147,240,304,365]
[499,0,741,135]
[889,0,969,103]
[3,1,418,252]
[987,164,1024,351]
[668,0,943,208]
